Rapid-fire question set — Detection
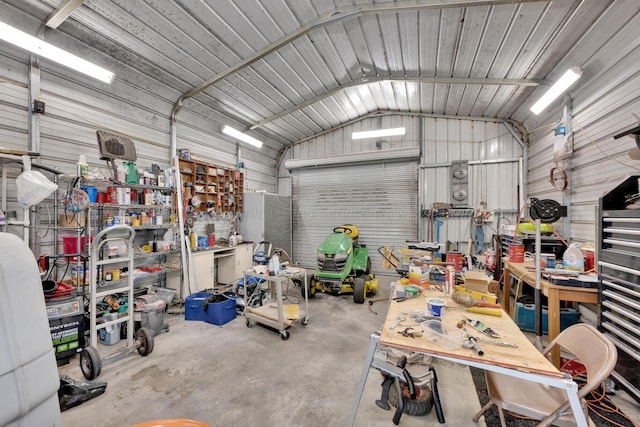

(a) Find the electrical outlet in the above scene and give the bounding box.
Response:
[33,100,45,114]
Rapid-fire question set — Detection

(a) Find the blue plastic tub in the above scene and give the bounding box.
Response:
[515,302,579,335]
[184,291,213,321]
[80,185,97,203]
[204,296,236,326]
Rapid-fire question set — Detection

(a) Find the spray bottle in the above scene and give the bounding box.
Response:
[77,154,88,179]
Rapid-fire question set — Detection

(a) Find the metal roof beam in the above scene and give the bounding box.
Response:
[171,0,545,122]
[251,76,545,130]
[45,0,86,29]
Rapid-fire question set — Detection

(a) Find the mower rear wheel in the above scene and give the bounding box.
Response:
[302,276,317,299]
[353,277,366,304]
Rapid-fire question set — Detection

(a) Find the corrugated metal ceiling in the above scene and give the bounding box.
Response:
[0,0,620,146]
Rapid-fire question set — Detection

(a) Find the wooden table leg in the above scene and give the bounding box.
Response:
[547,288,561,367]
[503,266,511,317]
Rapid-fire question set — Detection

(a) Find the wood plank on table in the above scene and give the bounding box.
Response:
[379,289,562,378]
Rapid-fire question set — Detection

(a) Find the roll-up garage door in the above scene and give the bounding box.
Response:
[292,162,418,275]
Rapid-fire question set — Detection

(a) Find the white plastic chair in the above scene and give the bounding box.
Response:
[473,323,618,427]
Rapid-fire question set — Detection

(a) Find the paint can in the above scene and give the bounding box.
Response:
[446,252,463,271]
[508,244,525,263]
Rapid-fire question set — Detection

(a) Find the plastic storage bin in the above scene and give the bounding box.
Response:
[185,291,213,321]
[134,294,167,335]
[515,302,579,334]
[204,296,236,326]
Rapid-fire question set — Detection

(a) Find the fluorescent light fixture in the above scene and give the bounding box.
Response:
[530,67,583,115]
[351,127,406,140]
[0,21,114,84]
[222,125,263,148]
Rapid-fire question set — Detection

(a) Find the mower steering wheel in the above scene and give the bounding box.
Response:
[334,226,352,235]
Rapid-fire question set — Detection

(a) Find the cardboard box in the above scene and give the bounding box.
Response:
[463,270,493,293]
[454,285,497,304]
[59,213,86,228]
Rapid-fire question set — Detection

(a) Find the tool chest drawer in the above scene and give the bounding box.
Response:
[598,176,640,402]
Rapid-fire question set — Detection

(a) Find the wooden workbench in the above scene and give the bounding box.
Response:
[502,260,599,367]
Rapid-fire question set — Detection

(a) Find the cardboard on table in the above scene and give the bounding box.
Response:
[464,270,493,293]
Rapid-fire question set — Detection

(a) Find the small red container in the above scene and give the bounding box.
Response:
[62,235,86,255]
[509,244,525,263]
[106,187,117,204]
[585,251,595,271]
[96,192,108,204]
[446,252,463,271]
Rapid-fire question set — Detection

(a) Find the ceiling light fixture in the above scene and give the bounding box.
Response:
[0,21,115,84]
[351,127,406,140]
[530,67,583,115]
[222,125,263,148]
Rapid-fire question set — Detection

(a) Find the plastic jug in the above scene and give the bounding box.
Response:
[123,161,138,185]
[563,243,585,272]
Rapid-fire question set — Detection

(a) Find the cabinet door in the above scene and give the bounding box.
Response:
[235,244,253,278]
[191,251,214,290]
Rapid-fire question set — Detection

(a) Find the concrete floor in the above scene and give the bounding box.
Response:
[59,276,485,427]
[59,276,640,427]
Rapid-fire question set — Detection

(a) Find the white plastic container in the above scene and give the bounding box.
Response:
[0,233,62,426]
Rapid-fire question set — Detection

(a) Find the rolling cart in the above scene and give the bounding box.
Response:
[243,267,309,340]
[79,225,154,380]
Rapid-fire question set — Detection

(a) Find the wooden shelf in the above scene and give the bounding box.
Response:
[178,158,243,213]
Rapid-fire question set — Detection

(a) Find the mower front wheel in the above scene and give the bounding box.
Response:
[353,277,366,304]
[302,276,317,299]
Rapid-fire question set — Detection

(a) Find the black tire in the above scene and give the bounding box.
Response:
[136,327,154,356]
[302,276,316,299]
[246,318,253,328]
[353,277,366,304]
[80,346,101,380]
[389,384,433,416]
[280,330,290,341]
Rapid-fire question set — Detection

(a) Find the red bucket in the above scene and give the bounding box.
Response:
[446,252,463,271]
[61,235,86,255]
[508,244,525,263]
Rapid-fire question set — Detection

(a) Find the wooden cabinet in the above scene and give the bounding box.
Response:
[178,158,243,213]
[190,251,215,290]
[234,244,253,279]
[217,244,253,285]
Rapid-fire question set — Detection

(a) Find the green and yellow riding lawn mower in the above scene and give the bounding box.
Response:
[302,224,378,304]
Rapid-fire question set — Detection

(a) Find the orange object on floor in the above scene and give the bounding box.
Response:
[131,419,212,427]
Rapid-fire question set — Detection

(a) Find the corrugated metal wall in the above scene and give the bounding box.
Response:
[0,42,276,257]
[292,162,418,274]
[281,116,522,261]
[421,118,522,251]
[526,4,640,245]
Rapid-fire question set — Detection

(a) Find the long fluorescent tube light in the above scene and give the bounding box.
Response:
[530,67,583,115]
[0,21,114,84]
[222,125,263,148]
[352,127,406,140]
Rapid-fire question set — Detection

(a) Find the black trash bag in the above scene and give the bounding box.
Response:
[58,375,107,411]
